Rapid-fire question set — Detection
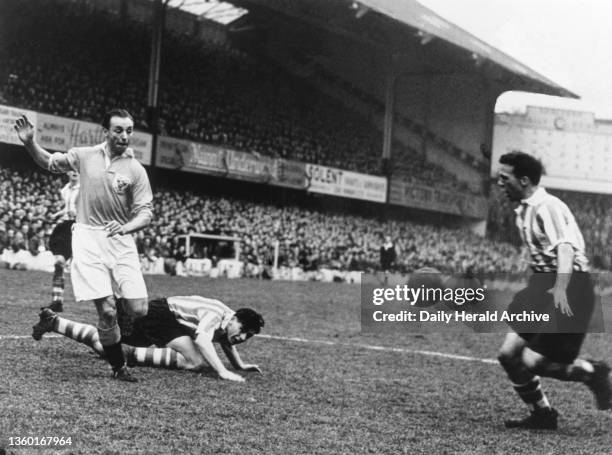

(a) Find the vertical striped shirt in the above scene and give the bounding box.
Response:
[59,182,80,220]
[514,187,589,272]
[166,296,235,341]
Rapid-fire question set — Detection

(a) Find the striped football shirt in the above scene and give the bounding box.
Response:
[514,187,589,272]
[166,296,235,340]
[60,182,80,220]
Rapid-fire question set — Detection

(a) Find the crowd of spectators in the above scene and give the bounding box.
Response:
[9,158,612,275]
[0,0,476,194]
[7,163,612,276]
[555,190,612,269]
[389,146,478,194]
[1,163,524,275]
[0,166,58,264]
[3,1,609,275]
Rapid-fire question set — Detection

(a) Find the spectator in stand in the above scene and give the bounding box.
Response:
[0,222,8,252]
[379,235,397,272]
[5,231,28,270]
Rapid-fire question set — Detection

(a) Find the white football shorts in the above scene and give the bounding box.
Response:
[70,223,148,301]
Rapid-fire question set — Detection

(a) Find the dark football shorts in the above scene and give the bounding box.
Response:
[119,297,193,348]
[507,272,595,364]
[48,220,75,259]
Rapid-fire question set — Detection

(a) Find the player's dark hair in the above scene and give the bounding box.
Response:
[235,308,265,334]
[499,151,544,185]
[101,108,134,129]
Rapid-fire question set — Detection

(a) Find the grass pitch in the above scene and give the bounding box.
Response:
[1,269,611,454]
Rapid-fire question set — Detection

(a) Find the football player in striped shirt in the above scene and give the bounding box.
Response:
[47,169,79,312]
[496,151,611,430]
[32,295,264,382]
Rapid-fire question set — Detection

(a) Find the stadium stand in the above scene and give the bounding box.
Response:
[0,163,522,275]
[2,0,608,276]
[310,60,484,193]
[7,157,611,275]
[0,0,476,193]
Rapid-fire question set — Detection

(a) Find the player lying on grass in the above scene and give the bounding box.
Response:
[33,295,264,382]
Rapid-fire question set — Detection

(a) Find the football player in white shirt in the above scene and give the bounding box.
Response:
[16,109,153,382]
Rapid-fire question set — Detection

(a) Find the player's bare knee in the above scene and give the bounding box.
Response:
[124,298,148,318]
[54,256,66,267]
[98,309,117,327]
[521,349,545,372]
[182,351,205,370]
[94,297,118,327]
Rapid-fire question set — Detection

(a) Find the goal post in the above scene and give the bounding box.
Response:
[176,233,241,261]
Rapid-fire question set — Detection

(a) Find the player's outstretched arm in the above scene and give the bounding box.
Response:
[14,115,54,169]
[194,333,245,382]
[220,342,262,373]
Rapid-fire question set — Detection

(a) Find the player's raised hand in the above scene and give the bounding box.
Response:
[219,370,246,382]
[14,115,35,144]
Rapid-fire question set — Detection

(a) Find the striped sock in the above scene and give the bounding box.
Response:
[513,376,551,411]
[132,347,181,370]
[51,264,64,303]
[571,359,595,381]
[55,317,104,355]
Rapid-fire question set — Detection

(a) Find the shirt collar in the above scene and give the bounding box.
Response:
[219,311,235,330]
[514,187,547,215]
[522,186,547,206]
[101,142,135,158]
[100,142,134,169]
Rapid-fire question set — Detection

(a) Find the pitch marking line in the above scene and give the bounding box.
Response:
[0,334,62,340]
[0,333,498,365]
[257,334,498,365]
